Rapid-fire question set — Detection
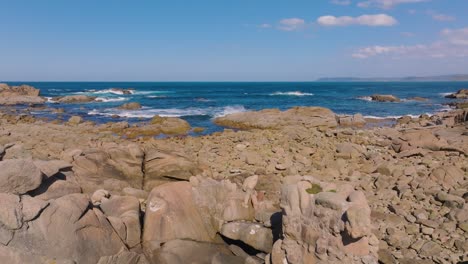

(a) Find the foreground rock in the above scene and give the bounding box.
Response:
[0,104,467,264]
[0,83,45,105]
[445,89,468,99]
[214,107,337,130]
[270,176,378,263]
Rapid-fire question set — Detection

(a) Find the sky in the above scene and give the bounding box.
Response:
[1,0,467,81]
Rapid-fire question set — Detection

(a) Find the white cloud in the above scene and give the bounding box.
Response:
[258,23,272,29]
[442,27,468,45]
[357,0,428,9]
[331,0,352,5]
[431,13,455,22]
[352,27,468,59]
[277,18,305,31]
[317,14,397,26]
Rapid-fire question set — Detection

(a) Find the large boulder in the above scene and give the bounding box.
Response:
[220,222,273,252]
[0,96,46,105]
[143,147,202,190]
[0,84,40,96]
[0,159,43,194]
[145,239,234,264]
[0,84,44,105]
[270,176,378,264]
[100,195,141,248]
[337,114,366,127]
[6,193,125,263]
[71,143,144,193]
[214,107,337,130]
[143,182,217,244]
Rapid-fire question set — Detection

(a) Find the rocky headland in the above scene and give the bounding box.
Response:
[0,85,467,264]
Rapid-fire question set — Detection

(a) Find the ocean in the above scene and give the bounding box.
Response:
[4,82,466,134]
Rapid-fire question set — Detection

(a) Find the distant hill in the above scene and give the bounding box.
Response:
[316,74,468,82]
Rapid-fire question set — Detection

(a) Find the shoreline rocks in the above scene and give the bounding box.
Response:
[0,99,466,263]
[0,83,45,105]
[445,89,468,99]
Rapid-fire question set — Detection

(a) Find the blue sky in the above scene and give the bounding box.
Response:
[1,0,467,81]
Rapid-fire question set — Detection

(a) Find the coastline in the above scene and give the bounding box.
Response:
[0,84,467,263]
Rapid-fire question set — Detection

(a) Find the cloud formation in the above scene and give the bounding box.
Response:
[277,18,306,31]
[357,0,428,9]
[431,13,455,22]
[331,0,352,5]
[352,27,468,59]
[317,14,397,26]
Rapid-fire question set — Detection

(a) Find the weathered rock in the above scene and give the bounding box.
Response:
[273,176,378,263]
[68,116,83,125]
[370,94,400,102]
[0,159,43,194]
[0,84,45,105]
[150,115,191,134]
[33,160,72,178]
[30,178,82,201]
[445,89,468,99]
[0,193,22,230]
[100,195,141,248]
[143,182,217,244]
[144,148,202,189]
[430,166,464,190]
[214,107,338,130]
[0,245,74,264]
[145,239,233,264]
[53,95,96,103]
[337,113,366,127]
[91,189,110,205]
[118,102,142,110]
[7,193,125,263]
[98,249,149,264]
[72,144,144,193]
[220,222,273,252]
[97,250,149,264]
[21,195,49,221]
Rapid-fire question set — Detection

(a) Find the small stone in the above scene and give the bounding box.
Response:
[419,241,442,257]
[458,222,468,232]
[421,227,434,235]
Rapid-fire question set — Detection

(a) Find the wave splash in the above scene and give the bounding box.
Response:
[270,91,314,97]
[88,105,246,118]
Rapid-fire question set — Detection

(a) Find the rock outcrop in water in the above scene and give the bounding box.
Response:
[0,86,467,264]
[445,89,468,99]
[370,94,401,102]
[214,107,338,130]
[53,95,97,103]
[0,83,45,105]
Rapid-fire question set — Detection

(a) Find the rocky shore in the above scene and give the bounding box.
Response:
[0,84,467,264]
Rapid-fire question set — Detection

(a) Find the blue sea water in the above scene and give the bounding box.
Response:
[4,82,467,134]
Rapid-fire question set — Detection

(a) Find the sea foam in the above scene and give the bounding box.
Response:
[88,105,246,118]
[270,91,314,96]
